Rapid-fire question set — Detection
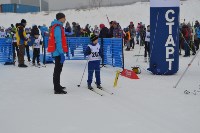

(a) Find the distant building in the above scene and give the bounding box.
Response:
[0,0,49,11]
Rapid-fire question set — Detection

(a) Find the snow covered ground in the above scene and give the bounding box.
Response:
[1,0,200,133]
[0,46,200,133]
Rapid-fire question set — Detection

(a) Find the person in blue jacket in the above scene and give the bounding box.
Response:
[51,13,67,94]
[195,21,200,52]
[39,24,49,37]
[84,34,103,90]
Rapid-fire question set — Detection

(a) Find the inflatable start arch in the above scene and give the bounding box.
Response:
[149,0,180,75]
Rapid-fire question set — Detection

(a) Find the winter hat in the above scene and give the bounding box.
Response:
[34,30,40,35]
[90,34,98,42]
[16,23,20,27]
[113,21,117,25]
[100,24,105,29]
[31,27,40,36]
[56,13,65,20]
[130,21,133,25]
[21,19,27,24]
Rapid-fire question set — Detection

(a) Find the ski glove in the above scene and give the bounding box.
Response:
[60,53,65,63]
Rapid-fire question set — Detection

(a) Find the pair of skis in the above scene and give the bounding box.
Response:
[35,65,46,68]
[89,87,114,96]
[30,62,47,68]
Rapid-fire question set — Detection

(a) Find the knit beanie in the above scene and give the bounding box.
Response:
[90,34,98,42]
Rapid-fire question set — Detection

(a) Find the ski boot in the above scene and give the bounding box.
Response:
[97,85,102,89]
[60,85,66,90]
[54,90,67,94]
[88,85,94,90]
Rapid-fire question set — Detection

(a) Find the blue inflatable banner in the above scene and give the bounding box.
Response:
[149,0,180,75]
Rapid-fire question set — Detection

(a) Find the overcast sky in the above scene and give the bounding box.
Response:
[47,0,141,10]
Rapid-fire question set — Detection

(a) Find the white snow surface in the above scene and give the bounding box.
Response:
[1,0,200,133]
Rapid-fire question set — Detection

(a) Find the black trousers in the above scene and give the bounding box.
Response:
[144,41,150,58]
[195,39,200,51]
[130,38,135,48]
[32,48,40,63]
[53,56,63,91]
[191,39,200,54]
[25,45,31,61]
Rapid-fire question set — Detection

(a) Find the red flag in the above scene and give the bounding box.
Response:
[121,69,139,79]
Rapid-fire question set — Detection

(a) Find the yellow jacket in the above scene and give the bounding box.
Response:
[16,25,27,45]
[125,31,131,41]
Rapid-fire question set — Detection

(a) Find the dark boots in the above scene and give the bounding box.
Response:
[88,84,102,90]
[54,90,67,94]
[88,85,94,90]
[18,64,28,68]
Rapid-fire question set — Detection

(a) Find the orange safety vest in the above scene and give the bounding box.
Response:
[47,24,68,53]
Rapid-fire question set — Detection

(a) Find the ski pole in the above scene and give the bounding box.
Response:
[106,14,110,24]
[77,59,89,87]
[174,49,200,88]
[136,44,142,62]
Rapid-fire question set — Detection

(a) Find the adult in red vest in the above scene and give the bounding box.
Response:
[49,13,68,94]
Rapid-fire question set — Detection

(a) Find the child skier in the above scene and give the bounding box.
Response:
[30,30,42,66]
[84,34,103,90]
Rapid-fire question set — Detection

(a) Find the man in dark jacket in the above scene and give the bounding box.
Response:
[85,24,91,35]
[72,22,77,37]
[99,24,109,38]
[76,23,81,37]
[65,22,72,33]
[108,21,114,38]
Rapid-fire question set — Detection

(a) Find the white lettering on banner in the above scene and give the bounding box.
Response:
[166,22,174,34]
[165,9,176,71]
[166,59,174,70]
[165,10,175,22]
[165,35,175,46]
[166,47,175,58]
